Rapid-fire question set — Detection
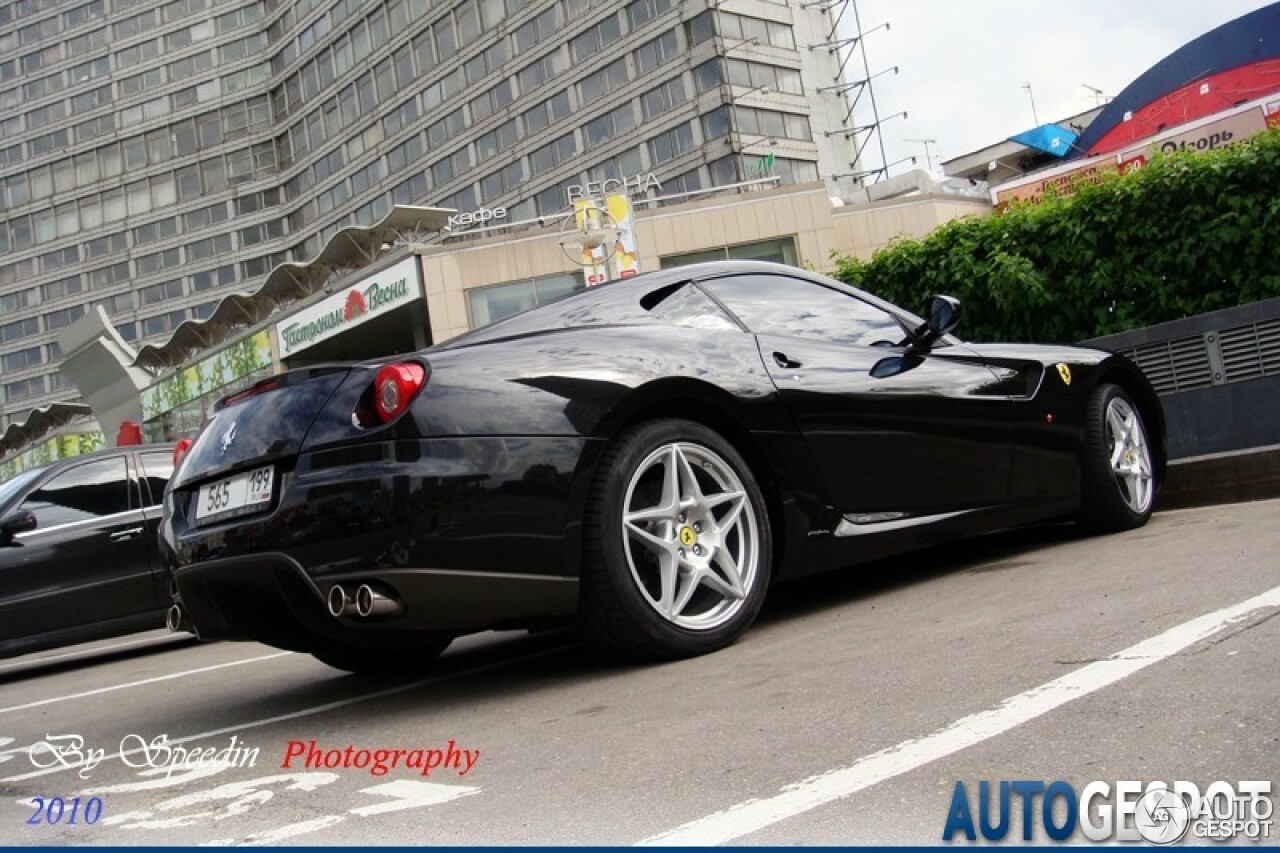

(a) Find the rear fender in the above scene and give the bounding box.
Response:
[579,378,840,582]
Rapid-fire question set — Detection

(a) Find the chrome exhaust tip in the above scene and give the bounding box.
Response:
[166,603,192,634]
[327,584,355,618]
[355,584,403,618]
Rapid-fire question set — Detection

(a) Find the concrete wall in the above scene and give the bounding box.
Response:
[831,194,991,260]
[1087,296,1280,460]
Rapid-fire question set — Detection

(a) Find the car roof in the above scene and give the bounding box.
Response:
[435,260,913,349]
[0,443,176,512]
[3,443,175,480]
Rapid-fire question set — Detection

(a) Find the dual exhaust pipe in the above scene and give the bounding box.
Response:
[167,584,403,633]
[327,583,404,619]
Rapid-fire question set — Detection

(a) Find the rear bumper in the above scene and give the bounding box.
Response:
[164,435,597,649]
[173,552,578,649]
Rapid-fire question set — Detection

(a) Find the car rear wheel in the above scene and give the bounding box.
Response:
[577,419,772,660]
[1078,383,1156,532]
[309,633,453,675]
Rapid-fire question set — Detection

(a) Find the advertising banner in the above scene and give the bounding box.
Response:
[605,193,640,280]
[141,330,273,420]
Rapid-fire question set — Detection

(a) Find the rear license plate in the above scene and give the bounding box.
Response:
[195,465,274,523]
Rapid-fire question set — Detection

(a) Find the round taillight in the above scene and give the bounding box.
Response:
[373,362,426,422]
[172,438,194,469]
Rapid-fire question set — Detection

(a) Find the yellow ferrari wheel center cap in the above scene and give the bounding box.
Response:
[678,526,697,547]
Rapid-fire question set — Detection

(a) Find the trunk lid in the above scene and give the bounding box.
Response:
[171,366,350,490]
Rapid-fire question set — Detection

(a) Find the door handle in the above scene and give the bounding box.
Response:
[110,527,144,543]
[773,351,802,369]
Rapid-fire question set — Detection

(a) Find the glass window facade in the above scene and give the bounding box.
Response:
[0,0,850,431]
[467,272,583,328]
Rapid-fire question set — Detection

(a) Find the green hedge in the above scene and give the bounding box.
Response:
[832,128,1280,343]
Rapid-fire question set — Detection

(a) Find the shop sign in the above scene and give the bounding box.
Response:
[566,173,662,205]
[447,207,507,230]
[994,158,1119,207]
[275,256,422,359]
[1148,107,1265,156]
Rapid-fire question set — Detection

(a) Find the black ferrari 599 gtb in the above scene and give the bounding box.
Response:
[161,260,1163,673]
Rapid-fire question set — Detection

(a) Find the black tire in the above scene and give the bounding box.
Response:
[576,419,773,661]
[1078,383,1156,533]
[310,633,453,675]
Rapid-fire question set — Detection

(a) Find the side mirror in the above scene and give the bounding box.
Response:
[0,509,37,545]
[927,295,962,337]
[911,295,962,348]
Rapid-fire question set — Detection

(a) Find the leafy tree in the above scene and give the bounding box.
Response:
[833,128,1280,342]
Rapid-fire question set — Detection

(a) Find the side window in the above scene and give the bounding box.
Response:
[702,274,904,347]
[642,282,740,332]
[138,451,175,506]
[19,457,131,529]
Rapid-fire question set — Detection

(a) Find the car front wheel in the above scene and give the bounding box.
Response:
[1078,383,1156,532]
[577,419,773,660]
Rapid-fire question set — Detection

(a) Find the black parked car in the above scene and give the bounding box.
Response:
[163,261,1163,673]
[0,444,176,659]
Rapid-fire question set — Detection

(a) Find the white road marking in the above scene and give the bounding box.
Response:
[0,634,187,673]
[639,583,1280,846]
[0,652,292,715]
[0,644,575,783]
[349,780,481,816]
[199,781,478,845]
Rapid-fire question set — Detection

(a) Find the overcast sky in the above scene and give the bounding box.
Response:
[838,0,1273,173]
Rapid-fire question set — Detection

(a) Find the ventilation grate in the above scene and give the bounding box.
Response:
[1126,335,1212,395]
[1218,317,1280,384]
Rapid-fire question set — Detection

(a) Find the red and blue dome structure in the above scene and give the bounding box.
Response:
[1068,3,1280,158]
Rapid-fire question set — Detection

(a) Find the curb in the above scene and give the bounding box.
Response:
[1157,445,1280,511]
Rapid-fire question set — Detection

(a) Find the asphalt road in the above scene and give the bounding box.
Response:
[1,498,1277,846]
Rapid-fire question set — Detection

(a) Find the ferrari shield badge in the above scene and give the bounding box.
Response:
[1056,364,1072,386]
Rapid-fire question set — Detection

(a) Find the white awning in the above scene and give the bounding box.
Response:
[132,205,454,371]
[1,403,94,458]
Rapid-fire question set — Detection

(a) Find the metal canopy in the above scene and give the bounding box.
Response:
[0,403,94,458]
[131,205,454,371]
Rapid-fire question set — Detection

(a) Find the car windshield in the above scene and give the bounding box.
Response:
[0,466,47,511]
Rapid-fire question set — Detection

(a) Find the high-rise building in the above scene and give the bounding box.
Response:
[0,0,865,432]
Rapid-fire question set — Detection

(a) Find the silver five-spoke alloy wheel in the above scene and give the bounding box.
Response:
[1105,396,1153,514]
[621,441,760,631]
